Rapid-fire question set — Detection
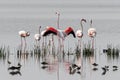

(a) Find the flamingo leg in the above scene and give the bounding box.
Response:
[42,37,45,48]
[57,36,61,54]
[52,35,55,49]
[38,40,40,48]
[20,37,23,51]
[92,38,94,50]
[62,39,64,53]
[35,40,38,48]
[24,37,27,53]
[24,38,27,46]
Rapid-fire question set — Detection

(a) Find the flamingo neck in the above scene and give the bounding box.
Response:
[80,21,83,31]
[90,20,92,28]
[39,26,41,34]
[56,12,60,29]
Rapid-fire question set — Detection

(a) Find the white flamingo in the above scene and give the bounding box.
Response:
[88,20,96,49]
[34,26,41,47]
[18,30,30,52]
[19,30,30,46]
[76,19,86,49]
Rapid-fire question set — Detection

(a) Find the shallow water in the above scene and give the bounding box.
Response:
[0,18,120,80]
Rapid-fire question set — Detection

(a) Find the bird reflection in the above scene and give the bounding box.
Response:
[113,65,118,71]
[41,66,48,69]
[7,62,22,76]
[92,67,98,71]
[9,70,21,76]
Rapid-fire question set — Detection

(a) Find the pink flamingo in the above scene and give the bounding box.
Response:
[76,19,86,50]
[34,26,41,47]
[19,30,30,52]
[41,26,76,48]
[88,20,96,49]
[19,30,30,46]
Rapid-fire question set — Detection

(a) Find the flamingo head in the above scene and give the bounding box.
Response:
[88,28,96,38]
[26,32,30,36]
[76,30,83,38]
[55,11,60,16]
[81,19,86,23]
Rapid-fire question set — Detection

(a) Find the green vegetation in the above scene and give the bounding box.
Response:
[83,44,94,57]
[106,45,119,59]
[0,46,10,60]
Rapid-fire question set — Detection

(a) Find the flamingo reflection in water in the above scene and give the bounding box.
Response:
[41,55,58,73]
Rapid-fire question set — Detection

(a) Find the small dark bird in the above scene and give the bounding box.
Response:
[104,65,109,71]
[103,49,108,53]
[102,70,106,75]
[105,65,109,69]
[9,71,21,76]
[113,66,118,68]
[92,67,98,71]
[101,67,106,71]
[8,66,21,70]
[92,63,98,66]
[101,67,106,75]
[41,61,49,65]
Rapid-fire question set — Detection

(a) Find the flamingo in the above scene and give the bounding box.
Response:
[76,19,86,50]
[88,20,96,49]
[41,26,76,48]
[34,26,41,47]
[18,30,30,47]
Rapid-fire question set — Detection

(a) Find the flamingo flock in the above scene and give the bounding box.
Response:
[18,12,96,53]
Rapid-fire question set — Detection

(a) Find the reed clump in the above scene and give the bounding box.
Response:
[83,44,94,57]
[74,44,81,56]
[0,46,10,60]
[105,45,119,59]
[33,46,41,55]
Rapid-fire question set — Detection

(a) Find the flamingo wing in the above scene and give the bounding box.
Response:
[64,27,76,38]
[41,26,58,36]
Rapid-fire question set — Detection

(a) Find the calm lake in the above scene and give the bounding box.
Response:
[0,18,120,80]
